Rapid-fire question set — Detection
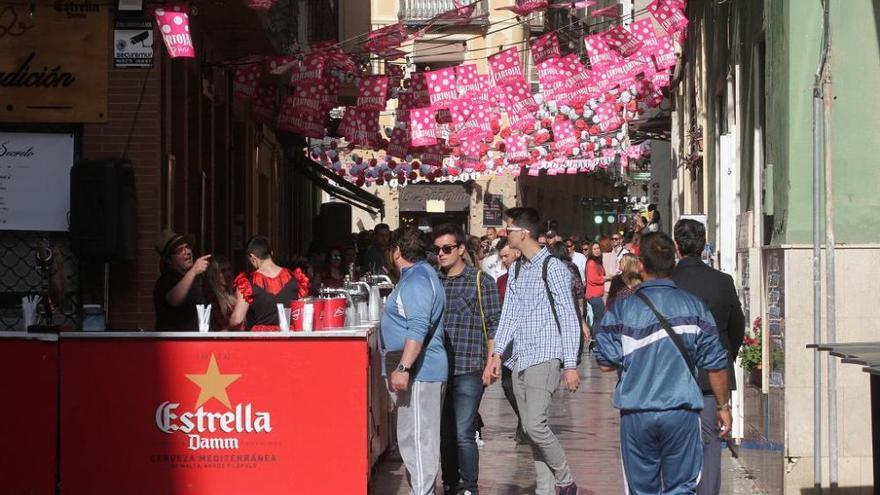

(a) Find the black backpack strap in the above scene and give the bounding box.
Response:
[542,256,562,335]
[513,257,522,281]
[634,291,696,377]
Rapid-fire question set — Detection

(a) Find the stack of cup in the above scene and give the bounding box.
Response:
[276,304,292,332]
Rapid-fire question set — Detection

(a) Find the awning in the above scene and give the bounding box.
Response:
[292,157,385,216]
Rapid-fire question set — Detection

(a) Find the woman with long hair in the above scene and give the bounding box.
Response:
[230,236,310,331]
[202,256,237,330]
[606,253,642,309]
[585,241,607,325]
[315,247,346,289]
[550,241,591,350]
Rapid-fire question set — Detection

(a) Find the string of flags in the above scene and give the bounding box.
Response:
[159,0,687,187]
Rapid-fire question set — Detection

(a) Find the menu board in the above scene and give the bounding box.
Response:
[0,132,75,231]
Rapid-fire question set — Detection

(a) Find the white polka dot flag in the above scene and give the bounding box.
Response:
[250,86,276,126]
[233,62,264,102]
[291,80,332,116]
[410,72,432,108]
[489,47,526,87]
[584,34,620,70]
[340,108,381,148]
[495,0,549,17]
[552,119,578,156]
[536,56,564,85]
[289,55,326,86]
[648,0,688,34]
[530,32,560,65]
[387,117,411,160]
[245,0,277,10]
[410,107,439,147]
[153,4,194,58]
[460,138,483,169]
[595,101,624,133]
[456,64,482,101]
[601,25,643,58]
[629,18,660,49]
[266,55,298,75]
[426,67,459,111]
[388,64,404,88]
[363,23,408,55]
[654,35,678,70]
[504,134,530,163]
[357,75,390,111]
[277,96,325,139]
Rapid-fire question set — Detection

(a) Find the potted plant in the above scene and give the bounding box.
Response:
[739,317,763,387]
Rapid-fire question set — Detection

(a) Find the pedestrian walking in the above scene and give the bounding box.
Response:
[381,226,448,495]
[671,219,746,495]
[433,224,502,495]
[585,241,607,324]
[594,232,732,495]
[493,237,527,444]
[487,207,581,495]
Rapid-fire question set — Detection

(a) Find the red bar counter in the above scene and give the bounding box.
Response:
[59,325,390,495]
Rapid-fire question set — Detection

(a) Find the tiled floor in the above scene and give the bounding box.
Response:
[371,358,761,494]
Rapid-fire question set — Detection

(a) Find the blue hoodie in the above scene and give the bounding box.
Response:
[595,279,728,412]
[380,261,448,382]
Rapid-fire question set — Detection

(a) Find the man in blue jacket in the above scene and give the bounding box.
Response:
[381,226,448,495]
[595,232,731,495]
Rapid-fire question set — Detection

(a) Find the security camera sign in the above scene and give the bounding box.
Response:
[114,19,154,68]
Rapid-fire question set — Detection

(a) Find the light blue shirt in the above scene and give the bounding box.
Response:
[380,261,448,382]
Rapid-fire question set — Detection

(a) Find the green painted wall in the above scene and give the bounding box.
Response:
[768,0,880,245]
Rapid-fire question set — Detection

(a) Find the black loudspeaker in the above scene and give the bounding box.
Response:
[317,202,352,250]
[70,159,137,262]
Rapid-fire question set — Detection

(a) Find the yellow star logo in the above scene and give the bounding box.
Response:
[185,353,241,409]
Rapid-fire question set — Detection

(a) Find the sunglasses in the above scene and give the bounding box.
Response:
[435,243,460,255]
[505,226,529,233]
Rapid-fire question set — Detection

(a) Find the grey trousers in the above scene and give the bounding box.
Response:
[697,395,722,495]
[392,380,445,495]
[512,359,574,495]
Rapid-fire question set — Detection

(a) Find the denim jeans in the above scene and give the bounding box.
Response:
[441,371,485,493]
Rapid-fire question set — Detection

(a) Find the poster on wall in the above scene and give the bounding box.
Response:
[0,133,75,231]
[482,193,503,227]
[114,19,154,68]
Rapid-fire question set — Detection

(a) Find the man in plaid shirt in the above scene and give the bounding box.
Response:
[487,208,581,495]
[433,223,501,495]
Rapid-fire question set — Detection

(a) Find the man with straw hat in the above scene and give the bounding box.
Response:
[153,229,210,331]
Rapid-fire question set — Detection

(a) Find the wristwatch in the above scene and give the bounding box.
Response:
[716,402,731,411]
[396,363,412,373]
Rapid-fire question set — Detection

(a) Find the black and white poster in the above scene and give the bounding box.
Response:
[0,133,75,231]
[114,19,154,68]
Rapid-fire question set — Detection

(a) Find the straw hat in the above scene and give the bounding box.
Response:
[155,229,195,259]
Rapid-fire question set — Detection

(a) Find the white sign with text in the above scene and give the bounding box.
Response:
[0,132,75,231]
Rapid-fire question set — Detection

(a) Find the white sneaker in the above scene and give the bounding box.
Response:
[475,431,485,448]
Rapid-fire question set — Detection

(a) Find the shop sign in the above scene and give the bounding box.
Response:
[482,193,503,226]
[0,2,109,122]
[399,184,470,212]
[114,19,154,68]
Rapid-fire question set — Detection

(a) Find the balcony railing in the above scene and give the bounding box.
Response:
[528,11,546,31]
[399,0,489,25]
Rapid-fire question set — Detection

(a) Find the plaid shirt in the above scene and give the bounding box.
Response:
[438,265,501,375]
[494,248,581,371]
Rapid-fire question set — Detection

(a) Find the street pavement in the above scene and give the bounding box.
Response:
[371,357,762,494]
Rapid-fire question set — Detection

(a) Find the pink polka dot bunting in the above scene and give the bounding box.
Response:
[530,32,560,65]
[357,75,390,111]
[410,107,439,147]
[648,0,689,34]
[504,134,530,163]
[233,61,264,102]
[426,67,459,110]
[601,25,643,58]
[456,64,481,100]
[153,3,194,58]
[654,35,678,70]
[489,47,526,87]
[290,55,326,85]
[536,56,564,85]
[629,18,659,48]
[583,34,620,70]
[552,120,577,156]
[277,96,325,139]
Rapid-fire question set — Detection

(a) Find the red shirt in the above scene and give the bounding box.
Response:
[496,272,509,303]
[585,259,606,299]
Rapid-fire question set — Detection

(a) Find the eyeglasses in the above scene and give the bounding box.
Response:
[435,244,460,255]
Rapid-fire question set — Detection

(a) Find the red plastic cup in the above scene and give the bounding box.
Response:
[322,297,347,329]
[311,299,326,330]
[290,300,306,331]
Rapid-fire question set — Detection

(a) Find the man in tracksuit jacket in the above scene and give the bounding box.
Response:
[382,226,448,495]
[595,232,731,495]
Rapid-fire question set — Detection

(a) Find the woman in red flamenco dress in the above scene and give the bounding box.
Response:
[229,236,309,331]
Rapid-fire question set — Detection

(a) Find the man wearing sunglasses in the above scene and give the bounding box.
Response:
[487,207,581,495]
[433,224,502,495]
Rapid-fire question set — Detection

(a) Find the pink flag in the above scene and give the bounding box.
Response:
[496,0,549,16]
[363,24,408,54]
[233,63,263,101]
[584,34,620,70]
[410,107,439,147]
[250,86,276,125]
[357,75,389,111]
[387,121,411,160]
[342,108,381,148]
[420,144,444,166]
[536,57,564,85]
[266,55,298,75]
[503,80,539,115]
[530,32,560,65]
[629,18,659,49]
[320,77,339,113]
[552,119,578,156]
[456,64,482,100]
[652,70,671,90]
[290,80,331,115]
[410,72,432,108]
[154,4,195,58]
[654,35,677,70]
[595,102,624,132]
[460,138,483,169]
[289,55,325,85]
[590,4,619,17]
[601,25,643,57]
[489,47,526,87]
[426,67,459,110]
[245,0,276,10]
[388,64,404,88]
[648,0,688,33]
[277,97,325,138]
[504,134,531,163]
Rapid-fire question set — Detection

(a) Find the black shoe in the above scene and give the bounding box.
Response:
[557,482,578,495]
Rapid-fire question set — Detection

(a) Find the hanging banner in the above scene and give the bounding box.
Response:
[410,107,438,147]
[504,134,531,163]
[530,32,560,65]
[277,97,325,138]
[601,25,643,57]
[0,3,109,122]
[654,35,678,70]
[233,63,264,102]
[356,75,389,111]
[154,4,195,58]
[584,34,620,70]
[648,0,689,33]
[456,64,482,100]
[489,47,526,87]
[426,67,458,110]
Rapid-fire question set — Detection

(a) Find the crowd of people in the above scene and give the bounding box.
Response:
[151,200,743,495]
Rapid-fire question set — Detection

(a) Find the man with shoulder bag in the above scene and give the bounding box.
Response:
[433,223,502,495]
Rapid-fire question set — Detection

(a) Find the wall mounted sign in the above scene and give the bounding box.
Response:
[0,2,109,122]
[482,193,503,226]
[114,19,154,68]
[0,132,75,231]
[399,184,470,212]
